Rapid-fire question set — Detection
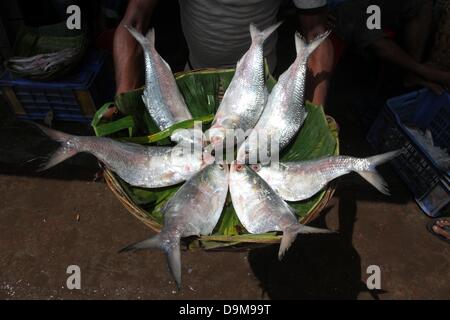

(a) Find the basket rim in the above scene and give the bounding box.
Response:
[103,115,340,248]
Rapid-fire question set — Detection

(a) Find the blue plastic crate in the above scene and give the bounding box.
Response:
[0,50,115,122]
[367,89,449,217]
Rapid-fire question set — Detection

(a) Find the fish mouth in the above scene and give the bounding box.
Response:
[230,161,245,172]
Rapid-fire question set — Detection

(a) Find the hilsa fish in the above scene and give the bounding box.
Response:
[126,26,198,145]
[7,47,79,76]
[251,150,401,201]
[207,22,282,146]
[120,164,229,289]
[34,123,213,188]
[237,31,330,162]
[229,162,333,260]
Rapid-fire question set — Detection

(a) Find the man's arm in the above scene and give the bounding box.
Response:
[297,8,334,106]
[114,0,159,95]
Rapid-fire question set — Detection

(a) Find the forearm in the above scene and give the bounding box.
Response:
[114,0,159,95]
[369,38,425,76]
[297,9,334,106]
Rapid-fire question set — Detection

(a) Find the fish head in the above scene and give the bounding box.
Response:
[230,160,247,176]
[169,145,206,174]
[218,162,229,174]
[249,163,261,172]
[201,151,216,168]
[171,128,205,147]
[206,162,230,186]
[205,126,225,146]
[236,144,247,164]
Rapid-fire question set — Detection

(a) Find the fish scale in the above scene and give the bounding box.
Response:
[229,162,332,260]
[237,31,330,162]
[207,22,282,145]
[126,26,201,146]
[34,123,213,188]
[120,164,229,289]
[252,150,401,201]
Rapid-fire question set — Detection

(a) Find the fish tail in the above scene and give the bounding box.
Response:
[357,150,402,196]
[118,235,161,253]
[278,224,334,260]
[125,25,155,48]
[294,30,331,61]
[33,122,70,143]
[165,242,182,290]
[249,21,283,45]
[119,235,182,290]
[32,123,79,172]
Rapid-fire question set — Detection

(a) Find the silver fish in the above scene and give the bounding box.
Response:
[8,47,79,75]
[120,163,229,289]
[35,124,213,188]
[126,26,196,144]
[250,150,401,202]
[229,162,332,260]
[237,31,330,161]
[207,22,282,146]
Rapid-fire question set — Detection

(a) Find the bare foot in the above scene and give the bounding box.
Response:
[430,218,450,241]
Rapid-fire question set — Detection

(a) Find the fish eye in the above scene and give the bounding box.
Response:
[218,164,224,170]
[251,164,261,172]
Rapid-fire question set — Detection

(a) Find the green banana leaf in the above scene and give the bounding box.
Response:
[92,68,338,247]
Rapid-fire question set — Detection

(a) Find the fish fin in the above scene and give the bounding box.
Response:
[249,21,283,44]
[125,25,155,48]
[145,28,155,46]
[119,235,182,289]
[278,224,334,260]
[236,55,245,69]
[294,32,307,58]
[160,56,172,72]
[32,122,71,143]
[165,242,182,290]
[357,170,390,195]
[300,111,308,123]
[295,30,331,61]
[366,149,402,167]
[278,230,298,261]
[118,235,161,253]
[31,123,79,172]
[357,150,402,195]
[37,146,78,172]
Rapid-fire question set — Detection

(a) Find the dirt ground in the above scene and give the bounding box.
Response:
[0,142,448,299]
[0,5,449,300]
[1,82,449,300]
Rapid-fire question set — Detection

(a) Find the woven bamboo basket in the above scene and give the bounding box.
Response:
[94,68,340,251]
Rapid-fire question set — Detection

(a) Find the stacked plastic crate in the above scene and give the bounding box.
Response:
[0,51,115,122]
[368,89,449,217]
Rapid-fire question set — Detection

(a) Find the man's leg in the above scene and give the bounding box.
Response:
[298,8,334,106]
[113,0,159,96]
[431,219,450,241]
[402,0,433,62]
